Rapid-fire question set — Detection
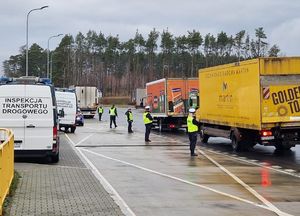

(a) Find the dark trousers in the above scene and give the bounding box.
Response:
[145,123,152,141]
[128,121,133,132]
[188,132,197,155]
[110,116,117,128]
[98,113,102,121]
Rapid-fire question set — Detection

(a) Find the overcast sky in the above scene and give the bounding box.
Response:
[1,0,300,75]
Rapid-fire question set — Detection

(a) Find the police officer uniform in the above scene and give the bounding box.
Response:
[125,108,133,133]
[98,106,104,121]
[109,105,118,128]
[187,108,199,156]
[143,106,153,142]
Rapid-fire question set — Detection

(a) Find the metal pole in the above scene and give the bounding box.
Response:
[25,6,49,77]
[47,34,62,78]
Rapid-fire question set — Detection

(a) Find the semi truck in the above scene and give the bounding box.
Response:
[146,78,198,131]
[75,86,100,118]
[196,57,300,151]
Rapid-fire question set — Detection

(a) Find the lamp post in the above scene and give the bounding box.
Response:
[26,5,49,77]
[47,34,63,78]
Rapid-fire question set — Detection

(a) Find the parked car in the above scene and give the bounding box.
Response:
[76,108,84,126]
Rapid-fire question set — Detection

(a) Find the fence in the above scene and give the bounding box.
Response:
[0,128,14,215]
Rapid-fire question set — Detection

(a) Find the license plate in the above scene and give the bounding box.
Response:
[14,142,21,148]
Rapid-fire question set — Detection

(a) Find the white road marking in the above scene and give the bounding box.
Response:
[81,148,279,213]
[197,149,292,216]
[65,134,136,216]
[204,149,300,179]
[75,134,94,146]
[284,169,296,173]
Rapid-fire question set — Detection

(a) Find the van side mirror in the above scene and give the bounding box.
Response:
[58,109,65,118]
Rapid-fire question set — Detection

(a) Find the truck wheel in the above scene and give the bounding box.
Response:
[231,135,241,151]
[70,126,76,133]
[275,143,292,151]
[158,119,163,132]
[200,129,209,143]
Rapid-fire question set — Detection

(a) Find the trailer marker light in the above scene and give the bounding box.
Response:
[169,124,176,128]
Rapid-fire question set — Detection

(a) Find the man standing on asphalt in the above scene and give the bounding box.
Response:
[109,104,118,128]
[98,105,104,121]
[187,108,200,156]
[125,108,134,133]
[143,106,153,142]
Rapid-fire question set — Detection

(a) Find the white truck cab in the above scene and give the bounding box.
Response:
[55,89,77,133]
[0,76,60,162]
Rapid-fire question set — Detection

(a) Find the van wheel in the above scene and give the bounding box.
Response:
[275,143,292,151]
[231,135,241,151]
[51,153,59,163]
[70,126,76,133]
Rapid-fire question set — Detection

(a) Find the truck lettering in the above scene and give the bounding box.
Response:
[288,100,300,114]
[271,86,300,105]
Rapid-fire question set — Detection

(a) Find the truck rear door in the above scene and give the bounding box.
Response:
[0,85,26,149]
[261,75,300,124]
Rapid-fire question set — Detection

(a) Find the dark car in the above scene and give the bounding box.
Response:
[76,109,84,126]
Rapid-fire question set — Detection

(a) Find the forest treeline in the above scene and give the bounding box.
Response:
[3,27,280,96]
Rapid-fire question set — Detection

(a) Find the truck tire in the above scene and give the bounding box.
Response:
[275,143,292,151]
[158,119,163,132]
[200,129,209,143]
[231,135,242,151]
[70,126,76,133]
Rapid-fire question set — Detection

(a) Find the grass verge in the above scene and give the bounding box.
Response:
[2,171,21,215]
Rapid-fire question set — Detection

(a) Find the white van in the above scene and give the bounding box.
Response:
[55,89,77,133]
[0,77,60,162]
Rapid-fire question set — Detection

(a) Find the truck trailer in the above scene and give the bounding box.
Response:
[146,78,198,131]
[197,57,300,151]
[75,86,100,118]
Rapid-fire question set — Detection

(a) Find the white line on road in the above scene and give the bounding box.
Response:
[204,149,300,178]
[75,134,94,147]
[65,134,136,216]
[81,148,279,213]
[197,149,292,216]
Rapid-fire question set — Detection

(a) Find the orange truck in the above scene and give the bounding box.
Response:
[146,78,198,131]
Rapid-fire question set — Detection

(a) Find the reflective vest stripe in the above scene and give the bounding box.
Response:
[143,112,152,124]
[187,116,198,132]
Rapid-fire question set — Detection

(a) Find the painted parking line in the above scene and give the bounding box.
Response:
[197,148,292,216]
[202,148,300,179]
[81,148,283,214]
[65,134,136,216]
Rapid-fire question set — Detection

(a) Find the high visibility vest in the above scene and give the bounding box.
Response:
[109,107,116,116]
[98,107,103,113]
[128,112,133,121]
[187,116,198,132]
[143,112,152,124]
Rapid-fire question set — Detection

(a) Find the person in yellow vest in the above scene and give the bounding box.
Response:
[187,108,200,156]
[143,106,153,142]
[98,105,104,121]
[125,108,134,133]
[109,104,118,128]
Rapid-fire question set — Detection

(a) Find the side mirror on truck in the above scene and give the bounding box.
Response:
[58,109,65,118]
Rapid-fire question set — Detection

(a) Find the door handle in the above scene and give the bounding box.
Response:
[26,124,35,128]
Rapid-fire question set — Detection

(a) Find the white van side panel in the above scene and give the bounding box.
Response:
[0,85,54,150]
[0,85,26,148]
[24,85,54,150]
[55,91,77,125]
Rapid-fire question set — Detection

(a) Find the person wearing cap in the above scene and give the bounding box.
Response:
[187,107,200,156]
[143,106,153,142]
[109,104,118,128]
[125,108,134,133]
